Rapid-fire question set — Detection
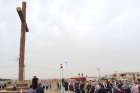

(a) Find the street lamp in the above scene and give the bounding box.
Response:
[97,68,101,80]
[60,64,64,93]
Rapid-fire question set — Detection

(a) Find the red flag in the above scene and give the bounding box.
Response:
[60,64,63,69]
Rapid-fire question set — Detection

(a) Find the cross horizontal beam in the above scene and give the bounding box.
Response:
[16,7,29,32]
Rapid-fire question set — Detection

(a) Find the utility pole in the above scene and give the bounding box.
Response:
[97,68,101,80]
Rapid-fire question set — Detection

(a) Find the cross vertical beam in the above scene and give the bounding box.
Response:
[19,1,26,81]
[16,1,29,81]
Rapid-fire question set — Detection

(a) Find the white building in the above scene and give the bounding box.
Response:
[111,72,140,80]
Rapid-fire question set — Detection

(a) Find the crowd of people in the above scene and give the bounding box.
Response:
[0,81,6,90]
[0,76,139,93]
[59,79,140,93]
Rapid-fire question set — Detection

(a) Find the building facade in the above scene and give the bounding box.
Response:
[111,72,140,80]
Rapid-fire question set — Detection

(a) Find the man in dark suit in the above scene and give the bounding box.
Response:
[32,76,38,89]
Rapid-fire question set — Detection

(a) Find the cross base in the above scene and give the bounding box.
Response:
[6,81,29,91]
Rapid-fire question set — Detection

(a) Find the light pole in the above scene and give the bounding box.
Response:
[97,68,101,80]
[60,64,64,93]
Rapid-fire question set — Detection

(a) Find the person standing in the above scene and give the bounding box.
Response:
[86,82,91,93]
[89,84,95,93]
[80,81,85,93]
[131,82,139,93]
[75,81,80,93]
[98,85,106,93]
[64,81,69,93]
[36,83,44,93]
[32,76,39,89]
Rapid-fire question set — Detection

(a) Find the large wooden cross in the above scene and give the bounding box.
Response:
[16,1,29,81]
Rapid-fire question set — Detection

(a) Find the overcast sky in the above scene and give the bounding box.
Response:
[0,0,140,79]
